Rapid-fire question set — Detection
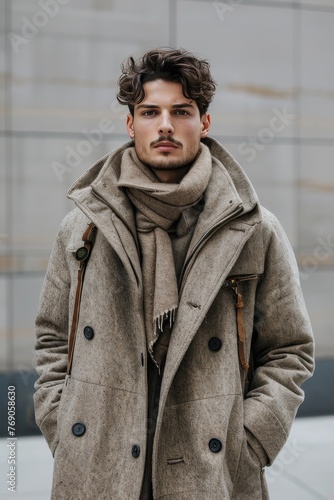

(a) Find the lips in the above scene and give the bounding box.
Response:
[154,141,179,151]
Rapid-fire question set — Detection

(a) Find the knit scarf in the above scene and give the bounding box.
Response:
[118,143,212,364]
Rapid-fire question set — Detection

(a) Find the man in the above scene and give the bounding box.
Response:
[34,48,314,499]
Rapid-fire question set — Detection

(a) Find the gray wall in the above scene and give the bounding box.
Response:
[1,0,334,375]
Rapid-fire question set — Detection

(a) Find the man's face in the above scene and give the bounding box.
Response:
[126,79,210,182]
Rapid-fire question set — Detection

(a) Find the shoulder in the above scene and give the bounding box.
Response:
[260,206,283,231]
[259,206,291,246]
[56,208,92,250]
[60,207,90,228]
[258,206,299,276]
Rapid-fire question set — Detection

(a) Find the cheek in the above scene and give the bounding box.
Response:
[135,123,155,140]
[183,125,202,145]
[134,132,151,154]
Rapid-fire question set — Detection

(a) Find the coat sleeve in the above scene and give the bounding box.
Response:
[243,208,314,466]
[33,214,73,455]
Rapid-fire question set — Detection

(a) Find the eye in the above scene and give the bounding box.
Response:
[142,110,157,116]
[174,109,189,116]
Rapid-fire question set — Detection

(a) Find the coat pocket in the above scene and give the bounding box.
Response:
[231,430,269,500]
[34,377,69,456]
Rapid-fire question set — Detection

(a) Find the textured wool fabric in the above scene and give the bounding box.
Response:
[151,200,204,366]
[117,144,212,365]
[34,138,314,499]
[141,201,203,498]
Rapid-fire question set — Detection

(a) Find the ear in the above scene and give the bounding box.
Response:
[200,113,211,139]
[126,114,135,139]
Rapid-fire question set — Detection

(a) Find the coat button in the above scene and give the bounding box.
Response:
[132,444,140,458]
[84,326,94,340]
[72,423,86,437]
[75,247,89,261]
[209,438,222,453]
[208,337,222,352]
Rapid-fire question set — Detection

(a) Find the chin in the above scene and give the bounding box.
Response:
[152,156,188,170]
[154,162,187,171]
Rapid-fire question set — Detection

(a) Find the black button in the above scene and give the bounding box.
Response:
[223,280,230,289]
[84,326,94,340]
[72,423,86,437]
[76,247,88,261]
[209,438,222,453]
[132,444,140,458]
[208,337,222,352]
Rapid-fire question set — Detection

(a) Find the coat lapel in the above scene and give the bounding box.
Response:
[160,218,259,406]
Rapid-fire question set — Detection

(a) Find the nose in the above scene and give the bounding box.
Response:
[158,112,174,135]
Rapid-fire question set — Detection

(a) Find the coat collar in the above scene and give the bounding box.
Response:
[67,137,262,293]
[180,137,261,286]
[67,141,137,239]
[67,141,142,286]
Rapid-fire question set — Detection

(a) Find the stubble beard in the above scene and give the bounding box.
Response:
[143,147,202,172]
[145,154,191,171]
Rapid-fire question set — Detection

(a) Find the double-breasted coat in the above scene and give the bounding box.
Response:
[34,138,314,499]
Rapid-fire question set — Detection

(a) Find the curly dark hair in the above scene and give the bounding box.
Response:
[117,48,216,116]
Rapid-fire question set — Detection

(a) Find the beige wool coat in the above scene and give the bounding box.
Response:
[34,137,314,500]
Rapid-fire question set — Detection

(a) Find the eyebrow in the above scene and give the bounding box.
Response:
[136,102,195,110]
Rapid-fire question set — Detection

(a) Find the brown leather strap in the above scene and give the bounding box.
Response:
[67,222,96,374]
[227,278,250,373]
[235,291,250,371]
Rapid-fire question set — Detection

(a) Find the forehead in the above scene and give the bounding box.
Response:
[138,79,195,107]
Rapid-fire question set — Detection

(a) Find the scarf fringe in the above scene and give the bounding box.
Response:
[154,306,177,335]
[148,347,161,372]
